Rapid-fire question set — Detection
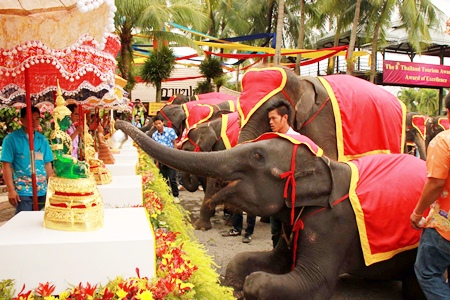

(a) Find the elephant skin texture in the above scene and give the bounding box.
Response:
[116,120,425,300]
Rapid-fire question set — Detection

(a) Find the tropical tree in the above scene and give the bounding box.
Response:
[274,0,285,65]
[114,0,208,92]
[397,87,440,116]
[365,0,440,82]
[320,0,441,77]
[346,0,363,74]
[140,46,176,102]
[196,57,224,93]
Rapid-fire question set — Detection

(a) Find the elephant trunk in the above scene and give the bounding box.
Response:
[413,131,427,160]
[116,120,230,179]
[238,112,272,144]
[180,171,200,192]
[140,123,152,133]
[146,125,157,138]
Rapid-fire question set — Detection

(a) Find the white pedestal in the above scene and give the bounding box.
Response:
[107,161,137,176]
[0,208,155,294]
[113,152,138,161]
[98,175,143,208]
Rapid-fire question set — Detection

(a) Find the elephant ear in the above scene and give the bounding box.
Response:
[285,156,338,209]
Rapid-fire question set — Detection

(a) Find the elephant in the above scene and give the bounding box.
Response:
[425,115,449,149]
[236,67,405,161]
[404,112,427,160]
[180,112,240,230]
[116,120,426,300]
[145,98,236,138]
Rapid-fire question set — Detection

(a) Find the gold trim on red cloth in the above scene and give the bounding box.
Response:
[237,67,288,128]
[438,117,450,131]
[346,154,426,266]
[220,112,240,149]
[318,76,406,161]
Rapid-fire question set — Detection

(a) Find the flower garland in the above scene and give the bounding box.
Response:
[0,145,234,299]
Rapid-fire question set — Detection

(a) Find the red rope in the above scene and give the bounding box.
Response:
[279,144,299,225]
[301,97,330,128]
[281,89,295,108]
[158,108,173,128]
[290,193,349,270]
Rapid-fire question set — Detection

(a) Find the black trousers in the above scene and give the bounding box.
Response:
[159,164,179,197]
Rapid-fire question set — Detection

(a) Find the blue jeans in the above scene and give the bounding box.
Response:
[16,195,46,214]
[415,228,450,299]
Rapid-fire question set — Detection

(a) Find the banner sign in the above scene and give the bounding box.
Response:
[383,60,450,88]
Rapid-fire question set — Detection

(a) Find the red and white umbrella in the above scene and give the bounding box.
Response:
[0,0,119,210]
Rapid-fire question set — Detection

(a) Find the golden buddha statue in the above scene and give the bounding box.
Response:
[44,82,104,231]
[97,124,115,164]
[84,123,112,185]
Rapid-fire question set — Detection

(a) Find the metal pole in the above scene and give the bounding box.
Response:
[25,68,38,210]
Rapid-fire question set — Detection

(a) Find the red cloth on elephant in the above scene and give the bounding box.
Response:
[220,112,240,149]
[318,75,406,161]
[412,114,427,140]
[182,99,237,129]
[238,67,289,128]
[438,117,450,131]
[194,92,237,101]
[346,154,426,266]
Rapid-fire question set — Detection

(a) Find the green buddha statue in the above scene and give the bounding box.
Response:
[49,86,89,179]
[44,82,104,232]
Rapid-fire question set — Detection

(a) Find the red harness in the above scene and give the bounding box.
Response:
[300,97,330,128]
[158,106,184,136]
[279,143,348,270]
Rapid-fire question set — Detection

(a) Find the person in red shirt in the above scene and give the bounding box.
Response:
[411,94,450,299]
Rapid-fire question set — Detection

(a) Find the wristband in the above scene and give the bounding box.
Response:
[412,211,422,218]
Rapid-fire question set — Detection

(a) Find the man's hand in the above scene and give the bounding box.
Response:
[410,212,424,230]
[75,125,83,135]
[7,189,20,207]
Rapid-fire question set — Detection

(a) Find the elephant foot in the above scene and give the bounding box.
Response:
[193,218,212,231]
[224,250,288,293]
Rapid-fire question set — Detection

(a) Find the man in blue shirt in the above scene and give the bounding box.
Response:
[151,115,180,203]
[1,107,54,213]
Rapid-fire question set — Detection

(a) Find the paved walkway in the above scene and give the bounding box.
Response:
[0,188,15,226]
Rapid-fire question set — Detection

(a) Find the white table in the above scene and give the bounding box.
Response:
[0,208,155,294]
[98,175,143,208]
[107,160,137,176]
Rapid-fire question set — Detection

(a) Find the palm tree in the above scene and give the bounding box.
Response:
[114,0,208,92]
[365,0,440,82]
[140,46,176,102]
[274,0,285,65]
[398,87,440,116]
[346,0,363,74]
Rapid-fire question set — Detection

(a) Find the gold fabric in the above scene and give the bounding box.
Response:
[0,1,110,49]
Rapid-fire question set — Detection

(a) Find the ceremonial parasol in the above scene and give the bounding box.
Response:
[0,0,120,210]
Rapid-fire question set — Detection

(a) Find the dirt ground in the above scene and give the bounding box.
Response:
[0,189,403,299]
[178,189,404,300]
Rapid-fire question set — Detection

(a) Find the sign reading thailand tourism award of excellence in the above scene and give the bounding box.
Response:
[383,60,450,88]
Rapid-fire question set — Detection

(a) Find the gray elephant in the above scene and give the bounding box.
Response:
[237,67,405,161]
[405,112,427,160]
[181,112,240,230]
[425,115,449,149]
[145,99,236,138]
[116,120,426,300]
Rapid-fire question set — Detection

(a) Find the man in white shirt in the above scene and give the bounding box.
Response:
[267,101,301,247]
